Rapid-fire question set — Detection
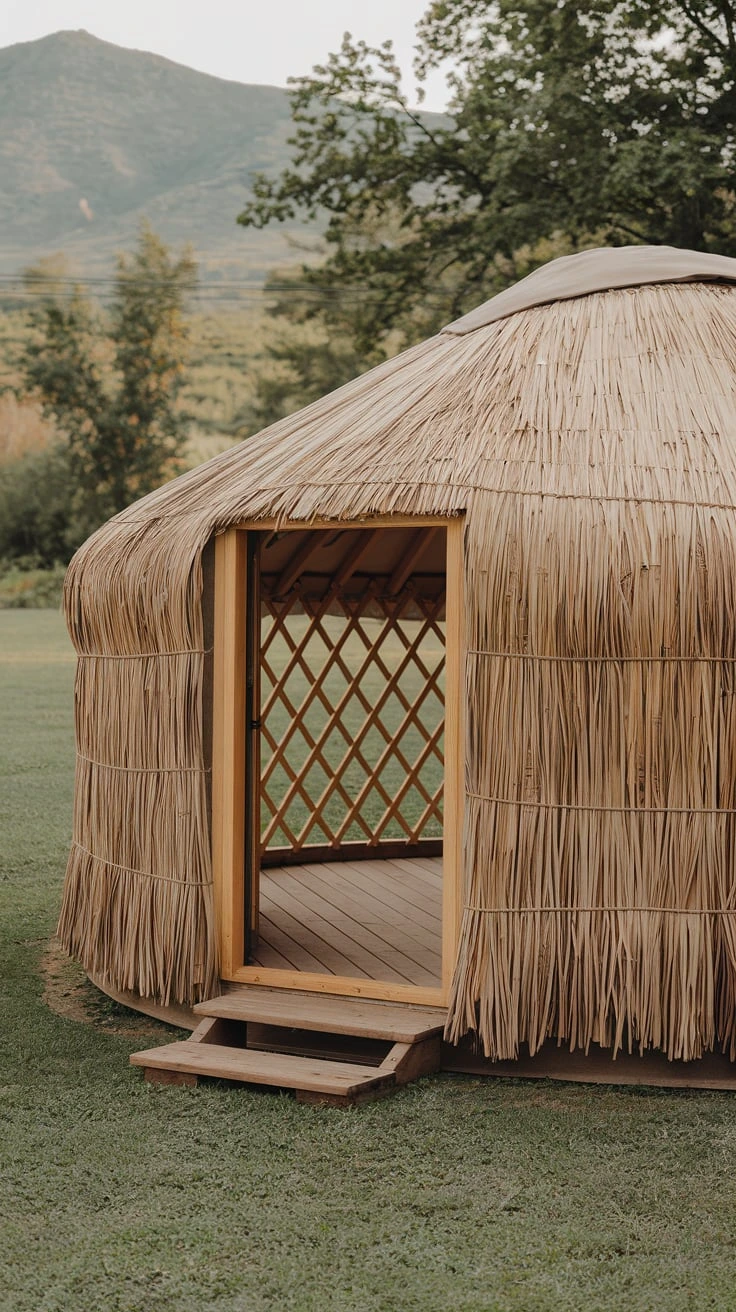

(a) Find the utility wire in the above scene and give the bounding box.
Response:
[0,274,453,304]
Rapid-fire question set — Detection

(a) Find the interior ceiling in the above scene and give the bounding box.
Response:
[258,526,447,600]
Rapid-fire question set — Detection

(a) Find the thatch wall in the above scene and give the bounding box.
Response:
[59,280,736,1061]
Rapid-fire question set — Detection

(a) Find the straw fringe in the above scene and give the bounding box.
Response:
[447,906,731,1062]
[58,528,218,1003]
[59,282,736,1050]
[58,844,217,1005]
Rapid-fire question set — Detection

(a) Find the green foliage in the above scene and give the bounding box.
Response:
[0,444,80,566]
[239,1,736,366]
[175,307,270,445]
[250,268,396,427]
[20,224,197,527]
[0,560,66,608]
[1,302,268,466]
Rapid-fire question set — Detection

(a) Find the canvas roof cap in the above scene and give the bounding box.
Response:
[443,244,736,334]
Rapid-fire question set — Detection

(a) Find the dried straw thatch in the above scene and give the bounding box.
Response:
[59,245,736,1063]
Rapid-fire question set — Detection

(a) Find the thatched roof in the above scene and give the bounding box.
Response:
[59,246,736,1064]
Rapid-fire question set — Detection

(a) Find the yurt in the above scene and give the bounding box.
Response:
[59,246,736,1100]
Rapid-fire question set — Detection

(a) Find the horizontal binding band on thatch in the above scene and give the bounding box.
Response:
[121,487,736,515]
[77,649,211,659]
[467,650,736,663]
[58,843,219,1005]
[76,753,210,775]
[69,841,213,886]
[464,905,736,915]
[467,793,736,815]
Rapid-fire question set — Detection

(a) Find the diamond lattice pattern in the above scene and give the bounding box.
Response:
[259,583,445,855]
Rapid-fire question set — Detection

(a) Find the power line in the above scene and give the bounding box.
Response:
[0,273,454,304]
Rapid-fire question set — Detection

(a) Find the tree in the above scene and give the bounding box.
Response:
[239,1,736,377]
[0,444,77,567]
[21,224,197,529]
[248,259,407,428]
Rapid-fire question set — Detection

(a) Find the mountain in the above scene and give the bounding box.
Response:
[0,29,318,280]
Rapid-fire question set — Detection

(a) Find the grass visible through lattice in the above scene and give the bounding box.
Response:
[260,593,445,853]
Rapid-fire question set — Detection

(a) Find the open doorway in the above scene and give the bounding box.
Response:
[212,517,464,1007]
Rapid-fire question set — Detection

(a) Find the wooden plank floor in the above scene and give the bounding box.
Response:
[251,856,442,987]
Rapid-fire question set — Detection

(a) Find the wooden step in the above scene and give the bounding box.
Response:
[130,1040,396,1098]
[194,986,446,1042]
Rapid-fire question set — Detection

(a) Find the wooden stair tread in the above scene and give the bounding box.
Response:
[130,1040,394,1096]
[193,986,446,1041]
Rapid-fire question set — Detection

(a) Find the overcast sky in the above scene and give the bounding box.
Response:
[1,0,451,110]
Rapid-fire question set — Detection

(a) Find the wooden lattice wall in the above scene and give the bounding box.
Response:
[256,526,446,863]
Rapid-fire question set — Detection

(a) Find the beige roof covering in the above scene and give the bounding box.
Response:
[443,244,736,333]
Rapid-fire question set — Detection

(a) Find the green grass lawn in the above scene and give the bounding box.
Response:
[2,610,736,1312]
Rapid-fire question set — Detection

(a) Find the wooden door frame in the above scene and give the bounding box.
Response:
[211,515,465,1007]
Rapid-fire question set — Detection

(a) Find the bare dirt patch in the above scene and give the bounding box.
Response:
[41,937,172,1042]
